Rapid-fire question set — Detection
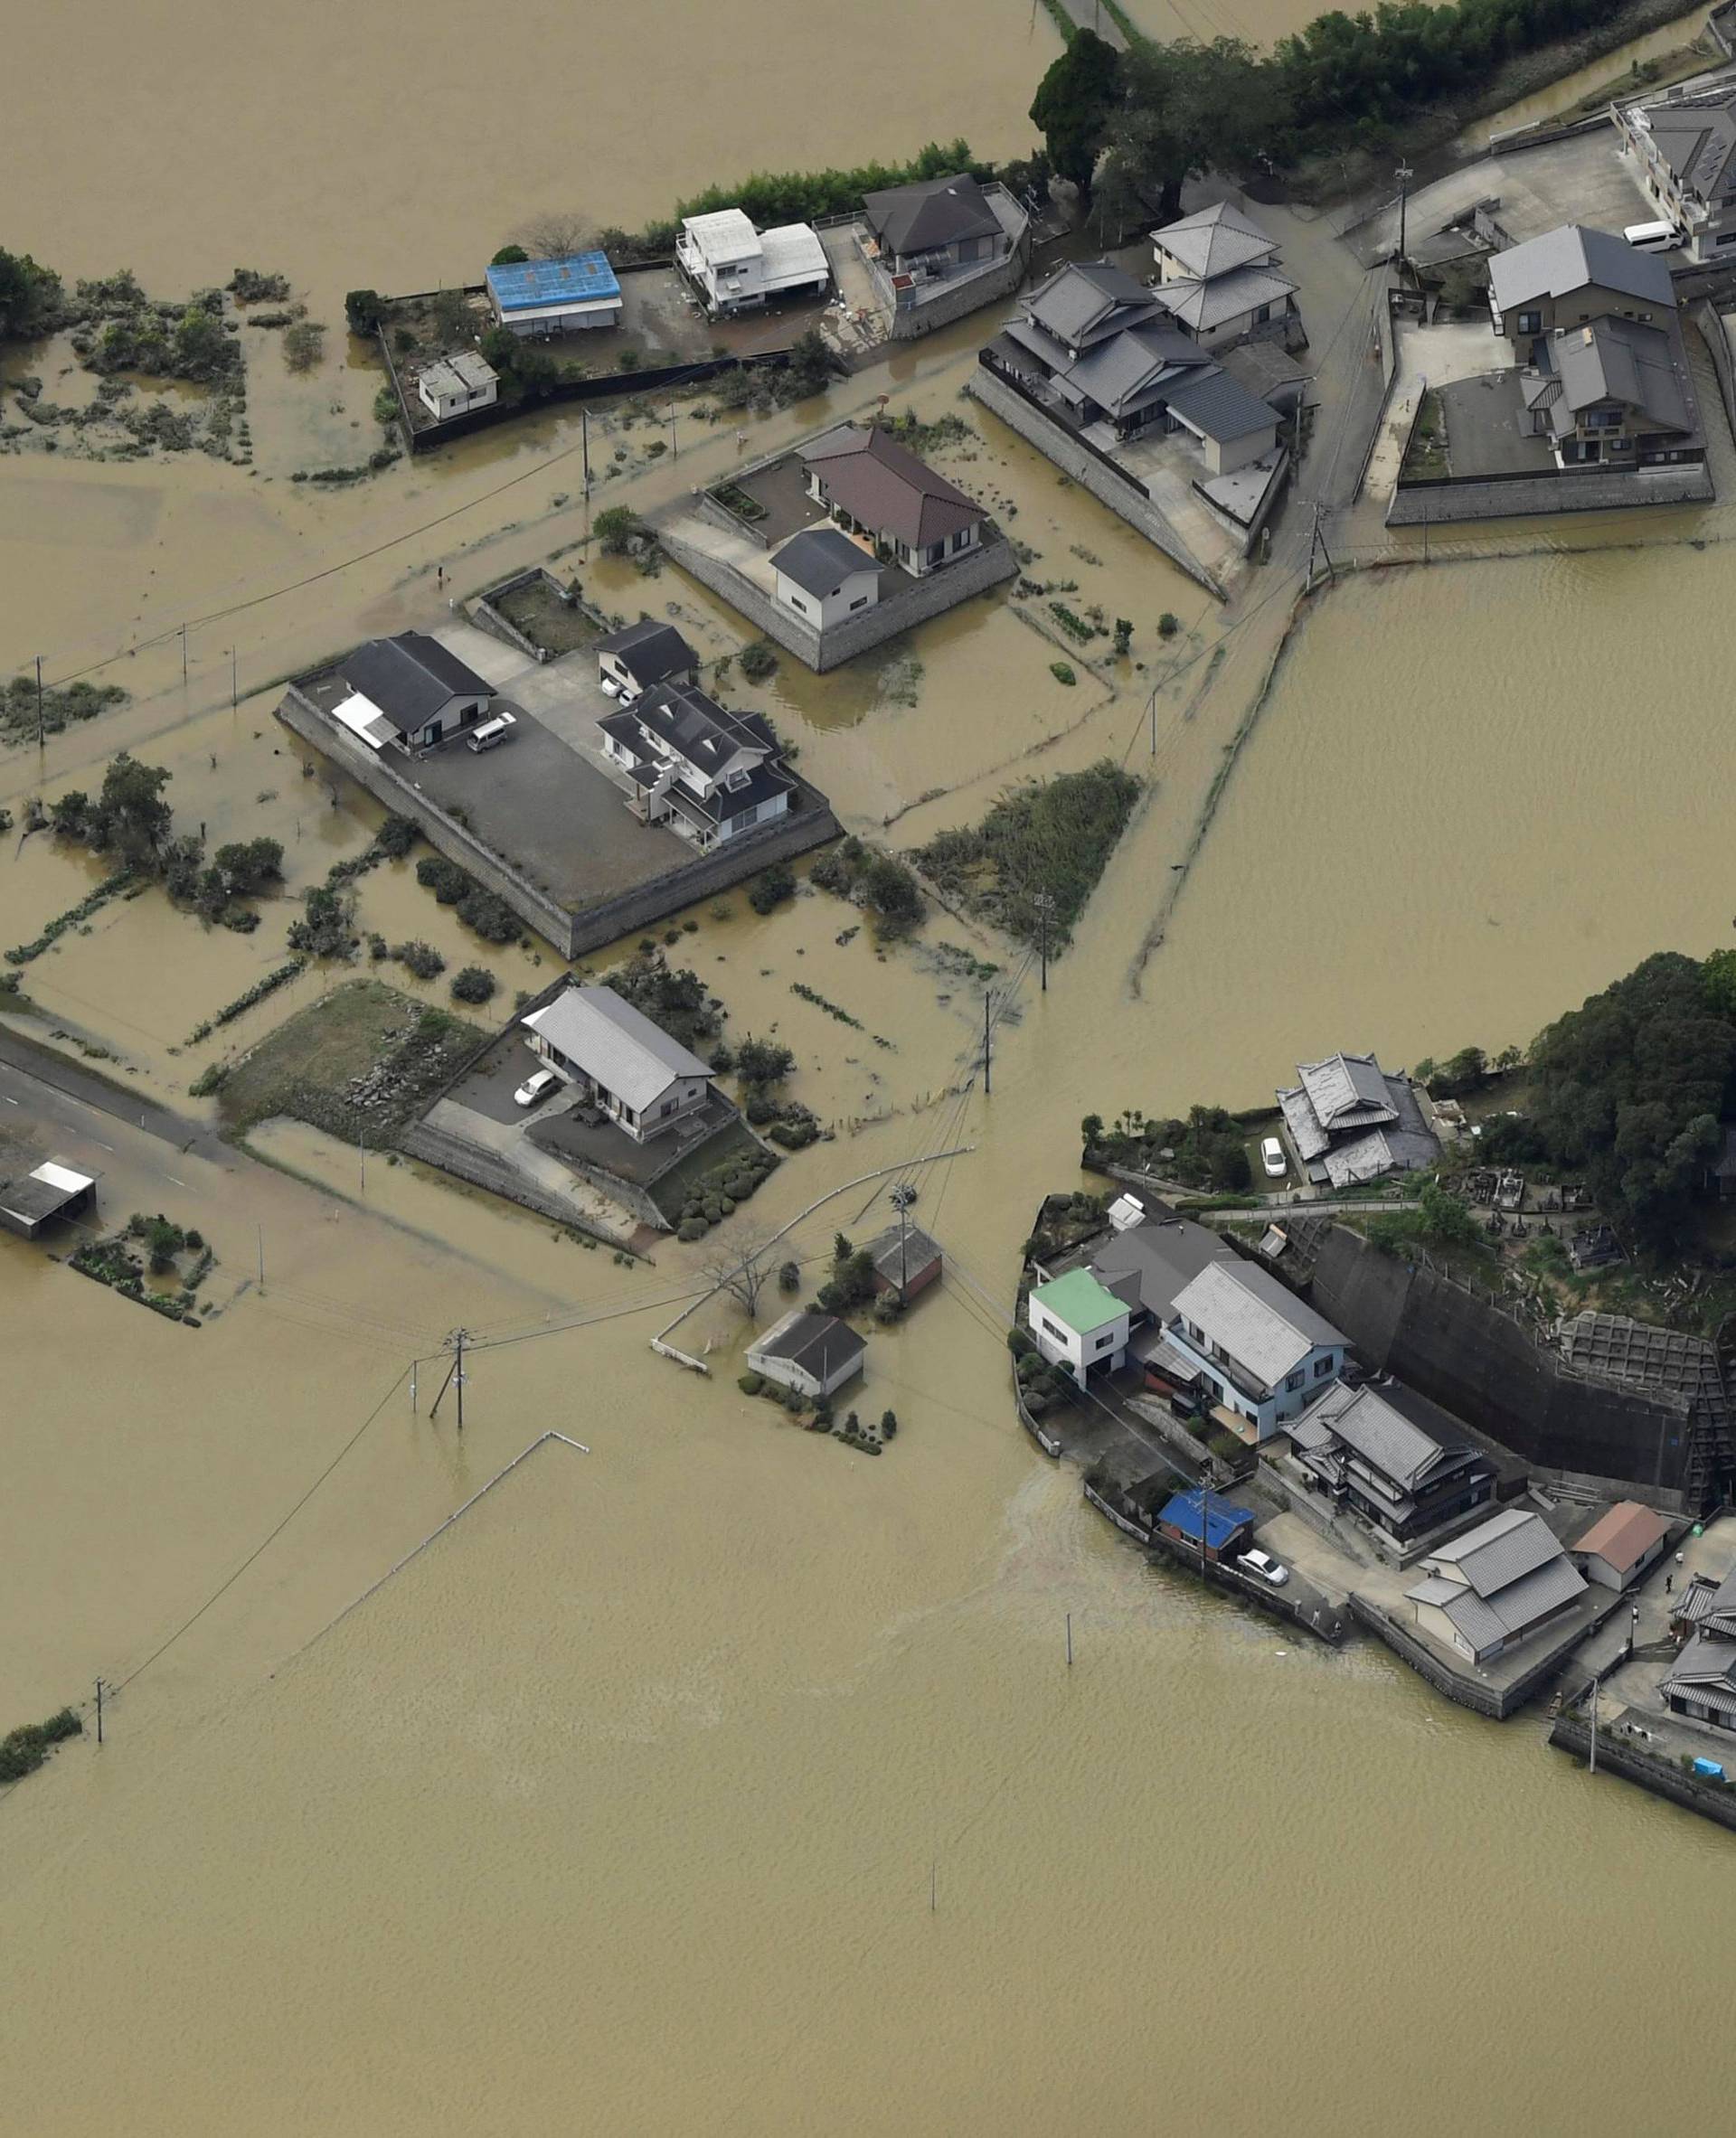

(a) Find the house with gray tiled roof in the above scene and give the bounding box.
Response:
[1289,1380,1495,1545]
[1151,202,1300,352]
[1163,1257,1346,1441]
[1276,1051,1440,1191]
[1616,85,1736,262]
[1405,1506,1587,1664]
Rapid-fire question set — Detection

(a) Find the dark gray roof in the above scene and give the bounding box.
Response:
[1552,315,1692,433]
[866,1222,942,1286]
[1436,1552,1587,1651]
[339,632,491,731]
[1487,223,1675,316]
[1091,1215,1229,1319]
[1306,1380,1451,1493]
[628,681,759,772]
[1149,262,1297,335]
[1162,366,1280,444]
[1644,90,1736,197]
[1154,201,1279,280]
[863,173,1001,258]
[1024,260,1159,349]
[1663,1630,1736,1700]
[595,618,697,687]
[1065,323,1207,417]
[753,1310,866,1377]
[770,525,879,598]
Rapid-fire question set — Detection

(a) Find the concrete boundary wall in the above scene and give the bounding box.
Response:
[888,251,1029,341]
[1388,462,1713,523]
[398,1121,631,1247]
[1549,1710,1736,1831]
[967,363,1224,598]
[1349,1594,1574,1718]
[277,685,841,957]
[659,524,1017,672]
[1694,297,1736,443]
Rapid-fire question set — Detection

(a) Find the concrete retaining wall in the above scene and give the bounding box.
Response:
[277,684,841,958]
[1549,1710,1736,1831]
[398,1121,630,1248]
[1348,1594,1559,1718]
[967,363,1223,598]
[1694,297,1736,444]
[1149,1528,1346,1644]
[889,251,1028,341]
[658,525,1017,673]
[1388,462,1713,523]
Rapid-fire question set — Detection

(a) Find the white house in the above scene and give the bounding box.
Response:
[484,250,623,336]
[595,619,698,702]
[675,209,830,316]
[417,351,498,422]
[1571,1501,1671,1591]
[332,632,494,753]
[748,1308,866,1399]
[1150,202,1299,352]
[1406,1508,1587,1664]
[1026,1267,1132,1389]
[520,984,717,1144]
[769,526,881,629]
[598,682,794,850]
[1163,1258,1345,1440]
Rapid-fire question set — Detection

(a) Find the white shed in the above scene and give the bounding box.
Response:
[769,526,879,630]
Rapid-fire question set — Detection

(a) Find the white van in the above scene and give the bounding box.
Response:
[466,711,517,752]
[1623,218,1684,254]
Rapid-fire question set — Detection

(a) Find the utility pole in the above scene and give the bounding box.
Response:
[1147,681,1158,758]
[891,1181,917,1304]
[1396,160,1415,278]
[94,1677,105,1746]
[1033,890,1056,994]
[257,1223,265,1295]
[1065,1611,1073,1666]
[669,401,678,460]
[1307,502,1336,589]
[432,1328,471,1429]
[1588,1674,1599,1775]
[229,645,238,710]
[982,991,993,1097]
[181,623,188,684]
[581,405,591,496]
[35,655,44,747]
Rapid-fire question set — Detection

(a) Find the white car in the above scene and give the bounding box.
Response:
[514,1068,561,1108]
[599,675,622,698]
[1260,1135,1288,1179]
[1239,1548,1289,1587]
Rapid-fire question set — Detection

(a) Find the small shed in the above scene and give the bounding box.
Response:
[748,1308,865,1400]
[1571,1501,1671,1591]
[418,351,498,422]
[1156,1487,1255,1563]
[866,1222,942,1303]
[0,1159,99,1239]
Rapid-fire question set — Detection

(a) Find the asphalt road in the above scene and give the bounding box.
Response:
[0,1022,225,1169]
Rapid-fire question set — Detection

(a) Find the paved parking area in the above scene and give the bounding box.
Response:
[1435,370,1555,476]
[1364,318,1506,500]
[1354,129,1654,264]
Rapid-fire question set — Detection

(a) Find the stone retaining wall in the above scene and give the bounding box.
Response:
[888,252,1028,341]
[1549,1710,1736,1831]
[1388,462,1713,524]
[658,524,1016,673]
[277,684,841,957]
[1349,1592,1604,1719]
[967,363,1223,597]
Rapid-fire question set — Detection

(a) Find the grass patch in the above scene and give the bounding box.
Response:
[493,571,603,656]
[1,676,127,748]
[910,760,1141,952]
[218,979,487,1144]
[650,1119,780,1226]
[1403,390,1448,480]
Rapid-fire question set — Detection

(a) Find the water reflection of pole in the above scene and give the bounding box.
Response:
[1033,890,1056,993]
[35,655,44,747]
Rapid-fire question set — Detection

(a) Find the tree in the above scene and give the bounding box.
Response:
[172,304,228,377]
[593,505,643,556]
[514,211,597,259]
[344,288,385,335]
[0,247,61,340]
[1080,1112,1105,1149]
[1099,37,1278,225]
[213,836,283,895]
[91,753,173,865]
[781,328,835,399]
[1029,28,1123,202]
[491,244,530,266]
[703,1225,776,1317]
[48,790,89,837]
[862,854,923,931]
[736,1036,796,1087]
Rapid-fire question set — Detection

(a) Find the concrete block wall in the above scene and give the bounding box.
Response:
[659,526,1015,673]
[889,252,1028,342]
[1388,464,1713,524]
[967,365,1223,598]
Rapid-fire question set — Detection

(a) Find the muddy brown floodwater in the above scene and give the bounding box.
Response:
[5,22,1736,2136]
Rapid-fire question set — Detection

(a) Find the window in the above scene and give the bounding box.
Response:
[1094,1330,1117,1352]
[848,594,870,611]
[787,591,809,614]
[950,529,970,552]
[726,769,750,791]
[1314,1355,1335,1380]
[1286,1370,1304,1392]
[926,542,945,567]
[1516,309,1542,334]
[731,803,760,831]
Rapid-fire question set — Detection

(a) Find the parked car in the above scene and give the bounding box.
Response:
[514,1068,561,1108]
[599,675,621,698]
[1239,1548,1288,1587]
[1260,1135,1288,1179]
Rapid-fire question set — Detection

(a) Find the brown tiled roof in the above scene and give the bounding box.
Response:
[1572,1500,1669,1573]
[801,424,985,550]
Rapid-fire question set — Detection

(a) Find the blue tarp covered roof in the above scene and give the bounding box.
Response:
[486,251,621,313]
[1159,1488,1254,1550]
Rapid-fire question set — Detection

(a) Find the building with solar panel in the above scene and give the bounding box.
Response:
[485,250,624,337]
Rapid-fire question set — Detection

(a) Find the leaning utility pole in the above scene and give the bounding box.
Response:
[1033,891,1057,994]
[35,655,44,747]
[430,1327,471,1430]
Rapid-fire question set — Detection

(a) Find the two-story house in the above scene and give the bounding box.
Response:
[861,172,1009,281]
[1405,1508,1587,1665]
[675,209,829,316]
[1163,1258,1346,1441]
[799,423,988,577]
[1289,1380,1495,1547]
[595,619,698,703]
[520,984,717,1144]
[1026,1267,1132,1389]
[1276,1050,1439,1190]
[1616,87,1736,262]
[1487,223,1675,352]
[1149,201,1300,352]
[599,682,793,850]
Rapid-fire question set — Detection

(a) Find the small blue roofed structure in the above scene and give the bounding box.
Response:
[1158,1487,1256,1560]
[1693,1756,1726,1780]
[485,251,624,338]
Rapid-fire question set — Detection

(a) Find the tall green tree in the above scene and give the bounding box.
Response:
[1029,28,1123,204]
[1099,38,1278,224]
[0,246,61,340]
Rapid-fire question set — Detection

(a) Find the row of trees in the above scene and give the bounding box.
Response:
[1031,0,1633,221]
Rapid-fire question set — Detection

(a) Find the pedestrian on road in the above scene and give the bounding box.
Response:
[1666,1574,1674,1595]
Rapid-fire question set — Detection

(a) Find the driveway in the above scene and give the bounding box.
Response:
[1363,317,1507,501]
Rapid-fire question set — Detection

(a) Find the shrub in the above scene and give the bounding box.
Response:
[594,505,642,555]
[737,1035,795,1087]
[678,1216,710,1240]
[458,887,519,943]
[881,1409,898,1438]
[748,862,796,915]
[778,1259,800,1293]
[451,965,497,1004]
[491,244,530,265]
[738,1370,764,1395]
[373,814,418,860]
[396,939,446,981]
[1113,618,1133,656]
[1051,662,1076,686]
[417,854,469,904]
[1157,612,1180,638]
[344,288,385,335]
[739,640,778,683]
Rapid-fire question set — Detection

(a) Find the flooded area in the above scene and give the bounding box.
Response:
[10,12,1736,2133]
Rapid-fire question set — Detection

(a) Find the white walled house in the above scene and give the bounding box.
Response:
[417,352,498,422]
[332,632,494,754]
[748,1309,866,1399]
[675,210,829,316]
[1163,1259,1345,1440]
[800,423,988,578]
[599,682,793,849]
[769,526,881,629]
[1026,1267,1132,1389]
[1406,1508,1587,1664]
[520,984,716,1144]
[595,619,698,702]
[1150,202,1300,353]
